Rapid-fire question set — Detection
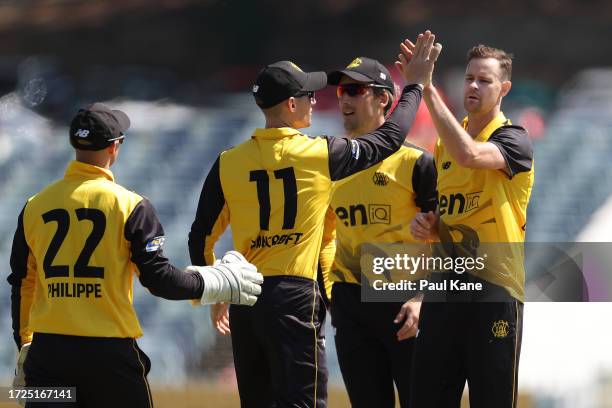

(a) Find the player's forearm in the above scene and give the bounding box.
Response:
[9,278,35,349]
[189,156,227,266]
[8,206,34,349]
[188,228,212,266]
[189,229,224,267]
[123,198,205,299]
[10,286,24,349]
[424,85,479,166]
[374,84,423,146]
[139,263,205,300]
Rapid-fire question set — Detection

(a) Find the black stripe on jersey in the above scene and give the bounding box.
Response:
[189,156,224,266]
[487,125,533,178]
[412,151,438,212]
[325,84,423,181]
[125,198,204,300]
[8,204,29,349]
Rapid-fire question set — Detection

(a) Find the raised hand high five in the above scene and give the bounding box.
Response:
[395,30,442,87]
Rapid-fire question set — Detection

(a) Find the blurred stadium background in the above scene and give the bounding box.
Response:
[1,1,612,407]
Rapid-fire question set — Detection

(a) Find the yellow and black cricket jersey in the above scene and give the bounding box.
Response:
[8,161,203,348]
[435,112,534,300]
[188,84,424,280]
[329,144,437,284]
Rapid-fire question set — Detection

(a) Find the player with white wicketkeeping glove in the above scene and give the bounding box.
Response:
[186,251,263,306]
[218,250,248,264]
[12,342,30,406]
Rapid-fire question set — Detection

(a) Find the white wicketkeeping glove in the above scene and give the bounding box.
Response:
[186,255,263,306]
[220,250,248,264]
[13,342,29,389]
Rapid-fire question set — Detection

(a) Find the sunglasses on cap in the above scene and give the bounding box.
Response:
[109,132,125,145]
[337,83,390,98]
[294,91,316,103]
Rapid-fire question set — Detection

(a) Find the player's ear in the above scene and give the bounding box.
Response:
[107,141,118,154]
[500,80,511,98]
[287,97,297,112]
[378,90,391,110]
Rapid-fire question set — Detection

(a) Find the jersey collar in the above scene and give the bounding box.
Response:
[64,160,115,182]
[252,127,303,140]
[461,112,510,142]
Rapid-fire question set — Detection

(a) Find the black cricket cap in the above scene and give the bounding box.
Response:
[252,61,327,109]
[69,103,130,151]
[328,57,395,95]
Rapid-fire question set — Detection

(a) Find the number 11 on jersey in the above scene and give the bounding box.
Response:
[249,167,297,231]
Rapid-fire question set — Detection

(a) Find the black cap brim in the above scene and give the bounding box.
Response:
[111,109,131,132]
[327,69,374,85]
[301,71,328,92]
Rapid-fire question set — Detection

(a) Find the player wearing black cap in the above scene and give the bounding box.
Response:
[190,32,442,408]
[8,103,263,408]
[326,57,437,408]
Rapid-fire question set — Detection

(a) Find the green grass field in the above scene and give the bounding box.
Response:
[150,383,533,408]
[0,383,534,407]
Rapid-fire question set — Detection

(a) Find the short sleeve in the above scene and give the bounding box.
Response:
[487,125,533,178]
[411,151,437,212]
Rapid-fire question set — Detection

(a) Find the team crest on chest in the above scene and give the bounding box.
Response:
[372,171,389,186]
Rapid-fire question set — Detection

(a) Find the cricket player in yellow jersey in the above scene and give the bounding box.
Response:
[8,103,263,408]
[408,45,534,408]
[189,32,442,408]
[325,57,437,408]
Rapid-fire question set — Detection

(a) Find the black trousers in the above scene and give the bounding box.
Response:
[24,332,153,408]
[330,283,415,408]
[230,276,328,408]
[410,299,524,408]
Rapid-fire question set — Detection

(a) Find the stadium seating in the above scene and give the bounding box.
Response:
[526,69,612,242]
[3,70,612,385]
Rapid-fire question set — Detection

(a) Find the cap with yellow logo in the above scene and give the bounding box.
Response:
[328,56,395,94]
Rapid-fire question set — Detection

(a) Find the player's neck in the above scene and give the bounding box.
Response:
[347,116,385,138]
[265,116,295,129]
[466,106,501,138]
[75,153,112,170]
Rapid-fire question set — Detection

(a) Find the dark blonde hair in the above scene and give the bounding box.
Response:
[467,45,513,81]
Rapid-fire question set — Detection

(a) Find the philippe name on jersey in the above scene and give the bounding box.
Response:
[48,282,103,298]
